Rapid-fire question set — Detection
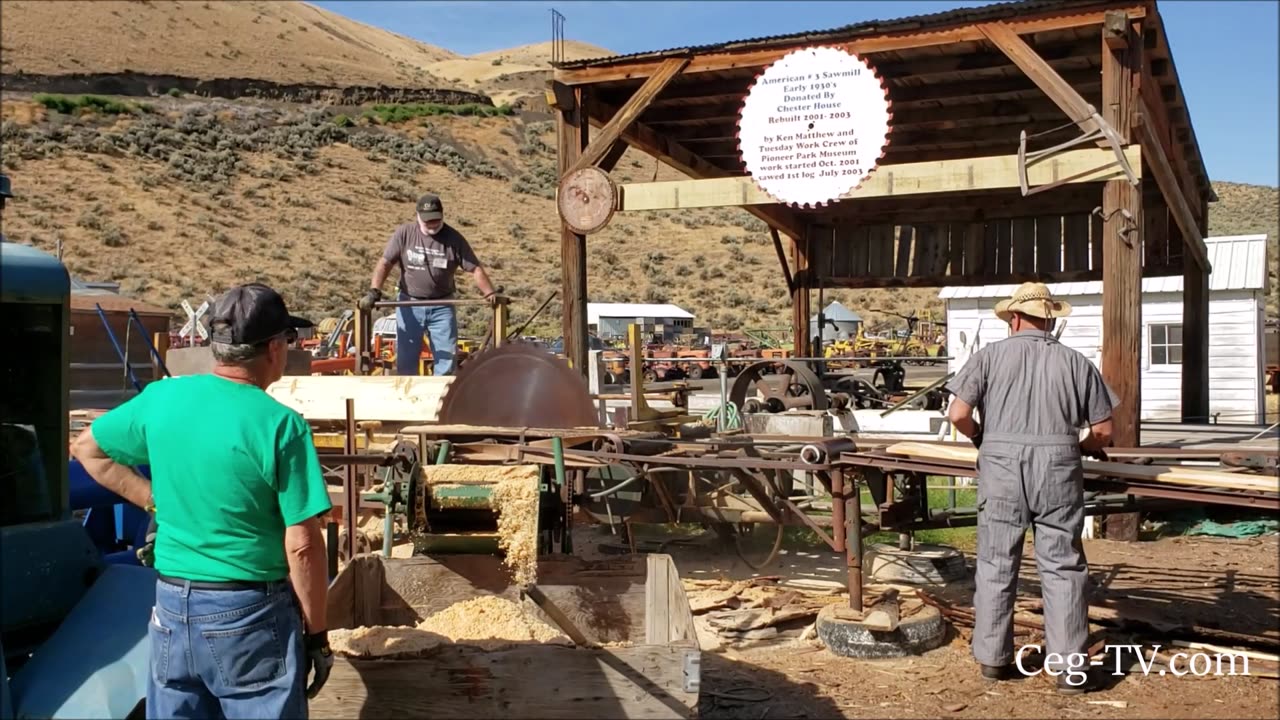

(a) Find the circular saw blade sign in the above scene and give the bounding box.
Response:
[738,47,892,208]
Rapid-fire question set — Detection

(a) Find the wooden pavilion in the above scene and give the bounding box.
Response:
[550,0,1215,537]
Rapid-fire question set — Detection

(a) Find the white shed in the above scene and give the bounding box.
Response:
[939,234,1270,424]
[588,302,695,340]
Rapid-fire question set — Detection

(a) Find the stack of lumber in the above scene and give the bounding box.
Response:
[883,442,1280,495]
[919,589,1280,678]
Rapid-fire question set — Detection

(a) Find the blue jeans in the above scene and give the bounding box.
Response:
[148,578,307,720]
[395,294,458,376]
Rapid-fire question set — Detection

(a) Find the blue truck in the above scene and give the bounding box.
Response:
[2,240,154,719]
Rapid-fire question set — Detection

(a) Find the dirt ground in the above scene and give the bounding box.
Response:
[597,529,1280,720]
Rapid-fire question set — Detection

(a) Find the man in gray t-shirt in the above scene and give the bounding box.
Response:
[945,282,1114,694]
[359,193,497,376]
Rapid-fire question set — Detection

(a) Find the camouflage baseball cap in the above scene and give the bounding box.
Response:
[416,193,443,221]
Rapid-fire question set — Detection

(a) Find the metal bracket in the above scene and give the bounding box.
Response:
[1017,108,1139,197]
[1091,205,1139,246]
[683,650,702,693]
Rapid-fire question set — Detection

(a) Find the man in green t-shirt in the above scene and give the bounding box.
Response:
[71,283,335,718]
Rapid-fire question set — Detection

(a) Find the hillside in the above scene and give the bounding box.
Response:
[0,93,945,339]
[1207,181,1279,318]
[0,0,1273,342]
[1,0,457,89]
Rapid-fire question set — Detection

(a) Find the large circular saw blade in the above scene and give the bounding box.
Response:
[437,342,601,429]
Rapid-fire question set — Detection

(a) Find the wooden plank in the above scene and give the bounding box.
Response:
[982,221,999,275]
[646,554,671,645]
[616,146,1142,211]
[824,269,1100,289]
[961,222,984,275]
[946,223,964,275]
[911,224,935,277]
[1035,216,1063,273]
[265,376,451,422]
[1063,214,1091,271]
[894,226,914,277]
[846,225,868,277]
[553,7,1146,84]
[994,220,1013,275]
[1100,15,1142,541]
[809,224,833,280]
[1011,218,1037,274]
[567,58,688,176]
[1137,105,1210,270]
[870,224,895,276]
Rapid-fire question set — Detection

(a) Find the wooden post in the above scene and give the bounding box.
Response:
[1100,13,1142,541]
[792,231,812,360]
[557,83,589,374]
[1181,257,1210,422]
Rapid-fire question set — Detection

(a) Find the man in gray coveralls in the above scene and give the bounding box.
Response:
[946,282,1115,694]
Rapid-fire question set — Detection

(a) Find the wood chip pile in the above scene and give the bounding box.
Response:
[683,577,846,647]
[331,595,571,657]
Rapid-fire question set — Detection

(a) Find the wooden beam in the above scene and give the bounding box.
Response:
[976,21,1106,139]
[1182,260,1210,422]
[598,140,630,173]
[1098,11,1141,542]
[554,7,1146,85]
[1136,102,1211,270]
[587,101,805,240]
[770,227,794,294]
[616,146,1141,211]
[558,86,590,374]
[566,58,688,177]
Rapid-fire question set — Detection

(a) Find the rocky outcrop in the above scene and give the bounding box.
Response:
[0,71,492,106]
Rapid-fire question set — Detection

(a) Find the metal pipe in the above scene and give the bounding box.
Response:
[435,440,452,465]
[552,437,566,489]
[343,399,358,562]
[589,474,642,500]
[848,471,863,613]
[374,298,506,308]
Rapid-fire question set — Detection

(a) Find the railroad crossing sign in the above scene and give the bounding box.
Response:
[179,299,209,345]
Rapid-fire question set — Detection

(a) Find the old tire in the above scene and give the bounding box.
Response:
[817,602,947,659]
[864,543,968,585]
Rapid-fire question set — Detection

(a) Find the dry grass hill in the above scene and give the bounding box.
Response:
[0,0,1275,342]
[1,0,457,88]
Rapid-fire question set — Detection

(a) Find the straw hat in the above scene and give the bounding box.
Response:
[993,282,1072,322]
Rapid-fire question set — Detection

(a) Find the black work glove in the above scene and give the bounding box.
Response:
[357,288,382,313]
[970,424,983,450]
[1083,446,1109,462]
[304,631,334,698]
[136,513,158,567]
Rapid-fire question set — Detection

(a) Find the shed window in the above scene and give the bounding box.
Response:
[1149,323,1183,365]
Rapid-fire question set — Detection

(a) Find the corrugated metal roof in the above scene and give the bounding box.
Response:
[938,234,1270,299]
[588,303,694,323]
[556,0,1112,68]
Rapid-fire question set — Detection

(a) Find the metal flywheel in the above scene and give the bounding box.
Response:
[436,342,601,429]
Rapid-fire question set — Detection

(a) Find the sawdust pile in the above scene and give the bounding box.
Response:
[424,464,542,587]
[418,595,569,646]
[330,595,569,657]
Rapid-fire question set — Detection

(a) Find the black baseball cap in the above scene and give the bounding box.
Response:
[416,193,443,221]
[209,283,313,345]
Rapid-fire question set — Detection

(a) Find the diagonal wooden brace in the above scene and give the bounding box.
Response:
[565,57,689,177]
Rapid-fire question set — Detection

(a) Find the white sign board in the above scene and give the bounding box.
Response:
[738,46,892,208]
[179,299,209,344]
